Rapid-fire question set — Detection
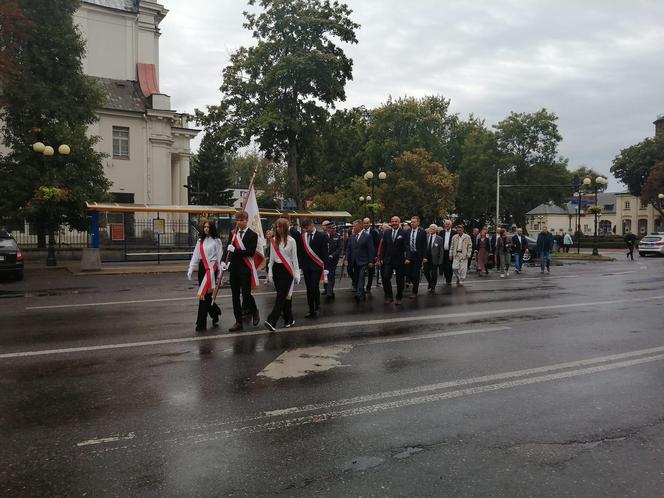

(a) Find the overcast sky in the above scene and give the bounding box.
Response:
[159,0,664,191]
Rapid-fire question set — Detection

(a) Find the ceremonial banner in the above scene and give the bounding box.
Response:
[243,185,266,286]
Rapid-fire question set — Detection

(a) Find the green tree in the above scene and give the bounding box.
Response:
[189,134,234,206]
[383,148,457,223]
[0,0,30,84]
[198,0,360,207]
[611,137,664,197]
[493,109,569,227]
[0,0,110,245]
[640,161,664,218]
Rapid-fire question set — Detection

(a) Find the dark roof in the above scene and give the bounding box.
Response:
[95,77,146,113]
[82,0,138,13]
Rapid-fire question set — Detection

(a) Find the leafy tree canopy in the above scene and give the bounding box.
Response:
[611,137,664,197]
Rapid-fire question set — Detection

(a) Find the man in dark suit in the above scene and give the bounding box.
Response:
[380,216,406,305]
[423,223,444,293]
[225,211,259,332]
[511,227,527,273]
[346,219,375,302]
[405,215,427,298]
[363,217,381,292]
[437,219,454,285]
[297,218,328,318]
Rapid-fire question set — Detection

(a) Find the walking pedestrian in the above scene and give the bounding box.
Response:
[475,228,490,276]
[423,224,443,293]
[624,231,638,260]
[468,227,480,272]
[297,219,328,319]
[438,220,454,285]
[225,211,260,332]
[363,217,381,293]
[495,228,512,277]
[563,231,573,253]
[264,218,300,331]
[511,227,527,274]
[450,225,472,286]
[346,219,375,303]
[536,226,554,274]
[323,221,342,301]
[405,215,426,298]
[381,216,407,305]
[187,220,223,332]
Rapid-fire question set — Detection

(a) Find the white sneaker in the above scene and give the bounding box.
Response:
[506,271,510,276]
[500,273,505,278]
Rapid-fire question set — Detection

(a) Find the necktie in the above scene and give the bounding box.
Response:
[411,230,416,251]
[392,229,397,242]
[308,232,312,244]
[429,235,433,251]
[239,230,244,240]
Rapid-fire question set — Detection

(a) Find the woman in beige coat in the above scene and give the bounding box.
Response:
[450,225,473,286]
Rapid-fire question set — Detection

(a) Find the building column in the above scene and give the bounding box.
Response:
[149,138,173,205]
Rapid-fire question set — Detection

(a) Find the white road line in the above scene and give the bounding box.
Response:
[86,350,664,451]
[5,295,664,359]
[77,433,135,447]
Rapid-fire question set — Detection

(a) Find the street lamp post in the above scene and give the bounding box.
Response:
[363,170,387,226]
[583,176,608,256]
[33,141,71,266]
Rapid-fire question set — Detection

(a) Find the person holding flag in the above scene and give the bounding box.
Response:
[297,218,328,319]
[187,220,223,332]
[264,218,300,331]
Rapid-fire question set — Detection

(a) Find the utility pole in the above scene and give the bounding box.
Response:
[496,170,500,228]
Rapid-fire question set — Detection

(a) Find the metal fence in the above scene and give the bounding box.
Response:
[9,224,89,249]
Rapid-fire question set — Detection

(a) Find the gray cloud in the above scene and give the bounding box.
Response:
[159,0,664,191]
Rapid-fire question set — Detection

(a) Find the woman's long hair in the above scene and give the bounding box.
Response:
[199,219,218,240]
[274,218,290,247]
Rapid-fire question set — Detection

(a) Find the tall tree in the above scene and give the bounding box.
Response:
[640,160,664,218]
[0,0,30,84]
[611,137,664,197]
[493,109,568,227]
[198,0,359,207]
[189,134,234,206]
[0,0,110,242]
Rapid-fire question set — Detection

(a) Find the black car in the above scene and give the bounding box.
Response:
[0,230,24,280]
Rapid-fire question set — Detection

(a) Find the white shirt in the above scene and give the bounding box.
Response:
[443,230,452,250]
[188,237,222,274]
[268,236,300,279]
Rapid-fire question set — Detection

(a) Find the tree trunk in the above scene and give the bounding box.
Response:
[36,221,46,248]
[287,136,302,208]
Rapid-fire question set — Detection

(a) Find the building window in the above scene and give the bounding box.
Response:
[624,201,630,210]
[112,126,129,159]
[640,200,648,210]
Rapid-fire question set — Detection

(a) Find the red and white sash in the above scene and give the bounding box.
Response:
[271,238,296,297]
[232,230,260,288]
[301,232,325,282]
[197,240,219,297]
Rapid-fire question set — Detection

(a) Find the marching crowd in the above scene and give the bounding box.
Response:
[188,212,557,332]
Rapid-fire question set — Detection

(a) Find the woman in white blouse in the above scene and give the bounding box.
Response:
[264,218,301,331]
[187,220,223,331]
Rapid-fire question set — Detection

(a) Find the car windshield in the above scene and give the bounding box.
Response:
[0,238,17,249]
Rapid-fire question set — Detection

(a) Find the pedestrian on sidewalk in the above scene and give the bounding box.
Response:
[450,225,472,286]
[563,231,573,253]
[475,228,490,276]
[511,227,527,274]
[187,220,222,332]
[264,218,300,331]
[536,226,554,274]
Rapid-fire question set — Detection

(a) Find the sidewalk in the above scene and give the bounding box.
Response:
[24,260,187,276]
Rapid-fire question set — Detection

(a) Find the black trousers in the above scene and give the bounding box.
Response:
[423,260,438,290]
[267,263,294,326]
[439,251,453,283]
[382,261,405,300]
[197,264,221,326]
[354,264,368,299]
[407,253,423,294]
[230,266,256,323]
[367,265,375,289]
[324,260,338,296]
[303,267,322,313]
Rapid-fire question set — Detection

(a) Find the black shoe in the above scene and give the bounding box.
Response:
[195,324,206,332]
[229,322,243,332]
[285,320,296,328]
[252,309,260,326]
[305,311,318,319]
[264,320,276,332]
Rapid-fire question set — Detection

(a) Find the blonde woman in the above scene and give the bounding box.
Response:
[264,218,301,331]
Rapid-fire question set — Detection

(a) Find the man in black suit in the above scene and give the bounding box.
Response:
[363,217,381,292]
[225,211,259,332]
[346,219,375,302]
[437,219,454,285]
[405,215,427,299]
[512,227,527,273]
[297,218,328,318]
[381,216,406,304]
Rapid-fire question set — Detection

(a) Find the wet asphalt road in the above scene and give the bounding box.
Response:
[1,257,664,497]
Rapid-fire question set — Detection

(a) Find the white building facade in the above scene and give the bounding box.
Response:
[75,0,198,208]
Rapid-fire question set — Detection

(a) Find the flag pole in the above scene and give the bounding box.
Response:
[212,168,259,303]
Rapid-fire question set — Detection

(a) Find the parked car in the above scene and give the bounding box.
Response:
[0,230,24,280]
[522,235,538,262]
[638,233,664,257]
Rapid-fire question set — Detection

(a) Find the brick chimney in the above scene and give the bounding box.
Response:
[655,114,664,139]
